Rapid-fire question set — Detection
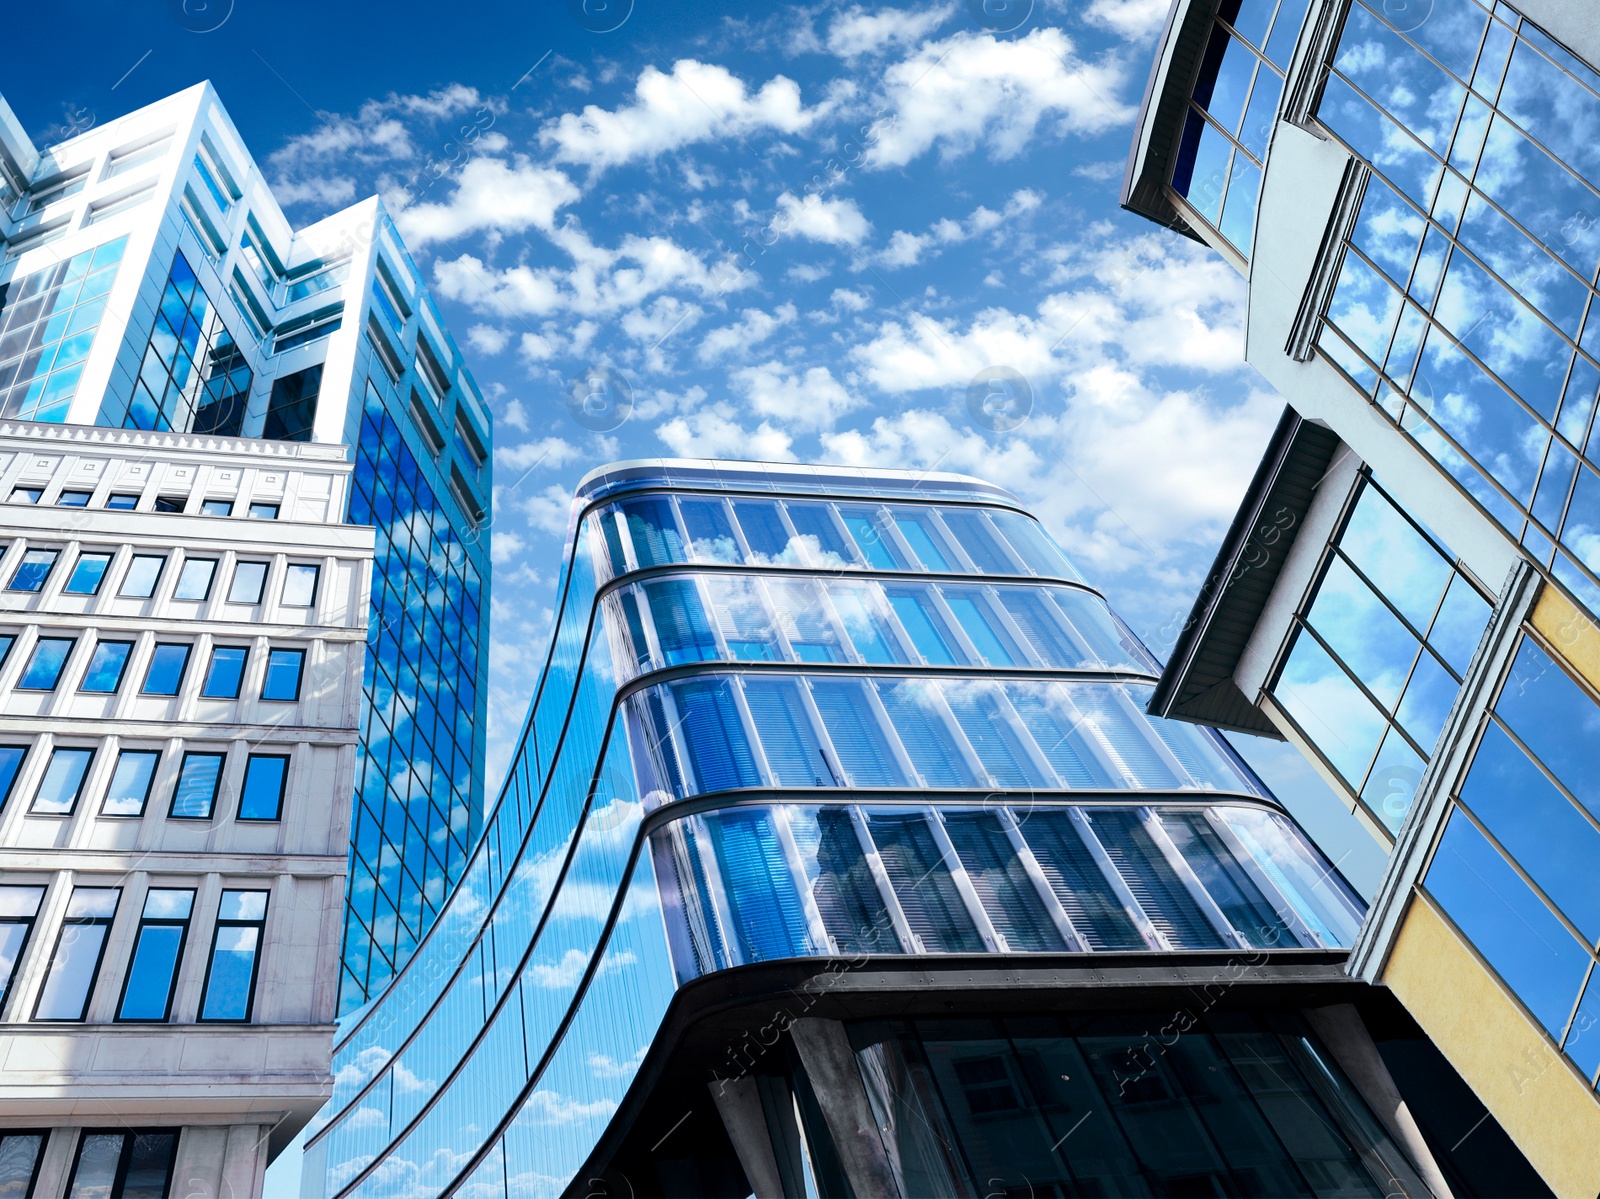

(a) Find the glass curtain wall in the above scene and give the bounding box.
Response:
[0,237,127,422]
[1270,473,1493,833]
[304,466,1366,1199]
[1313,0,1600,618]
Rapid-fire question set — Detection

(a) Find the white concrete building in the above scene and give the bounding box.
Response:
[0,421,370,1196]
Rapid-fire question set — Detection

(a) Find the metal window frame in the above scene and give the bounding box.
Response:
[197,890,270,1023]
[113,888,197,1023]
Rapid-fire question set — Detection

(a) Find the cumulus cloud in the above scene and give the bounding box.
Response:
[496,436,583,472]
[698,304,798,362]
[827,3,956,59]
[732,361,864,431]
[869,29,1132,167]
[1083,0,1176,40]
[466,324,510,354]
[657,407,798,460]
[393,157,580,247]
[876,189,1042,267]
[542,60,830,172]
[775,191,872,246]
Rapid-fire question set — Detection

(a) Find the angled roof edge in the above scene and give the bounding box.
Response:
[1120,0,1214,240]
[1149,407,1341,736]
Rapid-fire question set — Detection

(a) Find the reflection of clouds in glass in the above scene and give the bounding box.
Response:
[1275,634,1387,786]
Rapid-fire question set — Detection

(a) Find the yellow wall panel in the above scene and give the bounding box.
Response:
[1531,584,1600,694]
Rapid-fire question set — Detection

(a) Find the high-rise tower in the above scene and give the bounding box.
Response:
[0,82,493,1015]
[304,459,1541,1199]
[1124,0,1600,1187]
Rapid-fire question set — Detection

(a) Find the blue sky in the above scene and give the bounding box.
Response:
[8,0,1381,888]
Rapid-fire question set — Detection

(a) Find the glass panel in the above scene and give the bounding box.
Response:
[942,812,1067,951]
[669,679,760,793]
[79,641,132,693]
[828,585,906,664]
[283,564,319,606]
[65,1134,121,1199]
[698,809,812,961]
[201,924,261,1020]
[169,754,223,819]
[118,556,164,598]
[261,649,303,700]
[118,921,186,1021]
[7,549,58,593]
[893,509,954,571]
[886,587,961,665]
[102,751,159,817]
[878,681,980,788]
[1494,638,1600,818]
[792,807,899,954]
[64,552,112,595]
[0,1133,44,1199]
[841,507,905,569]
[1273,630,1387,787]
[945,590,1021,665]
[228,561,267,604]
[642,579,716,665]
[200,647,247,698]
[743,679,834,787]
[141,644,190,695]
[121,1132,177,1199]
[239,755,289,821]
[173,558,215,601]
[678,498,741,563]
[32,749,93,815]
[809,679,908,786]
[868,811,984,953]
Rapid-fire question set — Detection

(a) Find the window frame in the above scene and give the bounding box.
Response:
[117,554,167,599]
[32,886,120,1022]
[151,496,186,514]
[247,502,280,520]
[281,563,320,608]
[260,647,305,701]
[6,548,59,594]
[199,645,249,699]
[167,752,225,820]
[237,753,290,822]
[199,498,232,517]
[173,556,218,602]
[100,749,162,818]
[30,747,96,816]
[139,643,192,697]
[228,560,268,605]
[63,551,115,596]
[0,885,47,1015]
[197,890,269,1022]
[114,888,195,1023]
[18,636,75,691]
[0,1129,48,1199]
[57,490,93,508]
[63,1129,178,1199]
[78,639,134,695]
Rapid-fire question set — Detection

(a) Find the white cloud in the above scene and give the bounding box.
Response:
[522,485,575,536]
[519,1088,618,1127]
[1083,0,1175,40]
[393,157,580,248]
[870,29,1132,168]
[466,324,509,354]
[697,303,798,362]
[490,530,525,564]
[831,287,871,311]
[775,191,871,246]
[732,361,864,431]
[827,3,955,59]
[496,436,582,472]
[657,407,798,460]
[542,60,829,172]
[501,399,529,431]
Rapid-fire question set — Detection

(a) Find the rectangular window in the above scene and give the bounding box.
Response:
[0,885,46,1012]
[200,646,247,699]
[173,558,216,601]
[118,555,165,599]
[7,549,58,593]
[200,498,231,517]
[19,638,75,690]
[261,649,304,701]
[8,488,41,505]
[64,552,113,595]
[34,887,120,1020]
[0,1131,44,1198]
[199,890,267,1021]
[116,889,194,1021]
[101,751,160,818]
[238,754,288,821]
[104,494,139,511]
[79,641,133,693]
[248,502,280,520]
[0,745,27,810]
[64,1130,177,1199]
[168,753,224,819]
[57,490,92,507]
[262,363,322,441]
[140,644,191,696]
[151,496,185,514]
[31,748,94,815]
[228,561,267,604]
[281,564,319,607]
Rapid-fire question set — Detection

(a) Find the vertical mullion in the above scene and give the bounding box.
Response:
[848,807,917,953]
[1139,809,1251,949]
[925,808,1001,952]
[1067,808,1169,950]
[996,807,1086,951]
[771,806,831,954]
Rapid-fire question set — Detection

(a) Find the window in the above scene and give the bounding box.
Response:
[31,748,94,815]
[57,491,92,507]
[19,638,75,690]
[173,557,216,601]
[140,644,191,696]
[238,754,288,821]
[118,555,165,598]
[104,494,139,510]
[200,498,231,516]
[282,564,319,607]
[0,745,27,810]
[200,646,247,699]
[228,562,267,603]
[169,753,223,819]
[101,750,160,817]
[63,552,113,595]
[8,488,41,504]
[199,890,267,1021]
[151,496,184,514]
[79,641,133,693]
[64,1130,177,1199]
[116,890,194,1021]
[248,502,279,520]
[7,549,59,593]
[34,886,119,1020]
[0,1130,46,1199]
[0,886,46,1012]
[262,363,322,441]
[261,649,304,701]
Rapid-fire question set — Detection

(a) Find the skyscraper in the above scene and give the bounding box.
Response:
[0,81,493,1015]
[304,459,1542,1199]
[1125,0,1600,1187]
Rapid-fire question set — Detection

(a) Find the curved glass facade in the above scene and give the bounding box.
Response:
[303,462,1365,1199]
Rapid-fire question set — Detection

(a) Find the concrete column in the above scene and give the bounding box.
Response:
[1304,1004,1454,1199]
[170,1124,270,1199]
[788,1017,901,1199]
[708,1075,786,1199]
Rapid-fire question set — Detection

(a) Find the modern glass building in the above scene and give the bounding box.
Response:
[1126,0,1600,1189]
[0,82,493,1015]
[302,458,1543,1199]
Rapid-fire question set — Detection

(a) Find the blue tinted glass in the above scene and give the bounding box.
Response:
[678,498,740,563]
[80,641,132,693]
[1359,728,1426,833]
[1427,574,1492,675]
[987,510,1080,580]
[1174,111,1232,224]
[239,756,288,820]
[1340,484,1452,629]
[1273,629,1386,786]
[103,751,159,817]
[642,580,716,665]
[701,809,812,961]
[786,504,852,564]
[1263,0,1308,66]
[1425,810,1590,1039]
[732,500,791,560]
[888,590,960,665]
[118,924,185,1020]
[1239,66,1284,159]
[1565,972,1600,1083]
[20,638,74,690]
[828,586,905,664]
[810,679,908,786]
[1194,26,1257,134]
[142,644,191,695]
[201,647,247,698]
[1394,648,1457,749]
[842,510,904,570]
[1219,156,1262,253]
[1494,638,1600,818]
[64,553,112,595]
[262,649,304,700]
[0,745,27,809]
[878,681,980,788]
[170,754,223,819]
[32,749,93,815]
[201,923,261,1021]
[743,680,833,787]
[946,593,1018,666]
[620,498,683,568]
[8,549,58,593]
[670,680,760,793]
[894,512,952,571]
